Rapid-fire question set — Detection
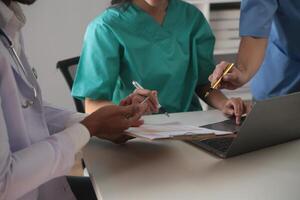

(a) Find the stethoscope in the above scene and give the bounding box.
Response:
[0,28,38,109]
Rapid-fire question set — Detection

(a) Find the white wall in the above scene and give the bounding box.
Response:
[21,0,110,110]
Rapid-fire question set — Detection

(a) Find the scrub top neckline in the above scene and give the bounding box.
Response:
[130,0,173,28]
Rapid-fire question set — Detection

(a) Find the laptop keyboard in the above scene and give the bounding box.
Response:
[190,118,245,154]
[200,137,234,153]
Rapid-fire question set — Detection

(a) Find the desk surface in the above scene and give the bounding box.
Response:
[83,110,300,200]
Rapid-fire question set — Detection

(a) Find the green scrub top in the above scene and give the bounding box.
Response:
[72,0,215,113]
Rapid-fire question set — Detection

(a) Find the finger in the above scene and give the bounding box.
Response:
[123,94,133,106]
[212,62,229,82]
[235,114,241,125]
[135,89,159,111]
[145,106,152,115]
[223,73,238,83]
[128,109,143,125]
[222,102,234,116]
[223,100,236,117]
[231,98,243,125]
[119,99,126,106]
[131,119,144,127]
[223,109,234,117]
[134,88,151,96]
[225,104,240,125]
[126,103,148,121]
[152,91,159,112]
[141,97,157,113]
[132,95,145,104]
[148,91,159,112]
[132,95,155,113]
[233,99,243,117]
[120,104,141,118]
[113,135,134,144]
[208,74,213,82]
[120,95,132,106]
[144,111,153,115]
[235,98,243,116]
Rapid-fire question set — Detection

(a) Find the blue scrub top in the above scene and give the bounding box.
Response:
[240,0,300,100]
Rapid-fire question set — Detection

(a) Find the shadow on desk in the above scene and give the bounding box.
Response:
[191,139,300,183]
[83,138,300,200]
[83,138,175,181]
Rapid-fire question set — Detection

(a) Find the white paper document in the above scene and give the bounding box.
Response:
[128,122,233,140]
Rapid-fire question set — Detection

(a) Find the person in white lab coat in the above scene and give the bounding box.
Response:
[0,0,155,199]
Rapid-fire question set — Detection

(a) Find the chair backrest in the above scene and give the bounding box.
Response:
[56,56,85,113]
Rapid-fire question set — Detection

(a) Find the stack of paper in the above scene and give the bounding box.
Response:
[127,122,234,141]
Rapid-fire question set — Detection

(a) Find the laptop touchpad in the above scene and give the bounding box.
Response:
[201,117,246,133]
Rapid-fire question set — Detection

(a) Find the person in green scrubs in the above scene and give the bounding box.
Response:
[72,0,251,124]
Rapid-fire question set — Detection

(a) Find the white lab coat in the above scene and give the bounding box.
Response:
[0,2,90,200]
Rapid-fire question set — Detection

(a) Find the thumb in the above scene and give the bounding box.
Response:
[120,104,140,117]
[208,74,213,82]
[120,103,147,118]
[223,73,238,82]
[223,107,234,116]
[223,102,234,116]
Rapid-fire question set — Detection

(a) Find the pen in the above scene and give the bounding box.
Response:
[132,81,170,117]
[204,63,235,98]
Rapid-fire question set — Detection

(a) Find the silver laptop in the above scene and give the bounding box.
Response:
[189,92,300,158]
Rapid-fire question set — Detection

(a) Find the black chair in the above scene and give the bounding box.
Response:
[56,56,85,113]
[57,57,87,169]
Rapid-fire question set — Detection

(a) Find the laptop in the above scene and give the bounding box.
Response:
[189,92,300,158]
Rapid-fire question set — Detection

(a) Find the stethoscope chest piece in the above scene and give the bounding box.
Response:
[22,100,34,109]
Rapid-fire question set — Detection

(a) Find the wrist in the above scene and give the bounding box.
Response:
[207,90,228,110]
[80,120,94,137]
[65,123,91,153]
[237,64,251,86]
[219,98,229,110]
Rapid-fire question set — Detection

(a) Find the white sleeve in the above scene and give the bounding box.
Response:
[0,101,90,200]
[43,102,88,134]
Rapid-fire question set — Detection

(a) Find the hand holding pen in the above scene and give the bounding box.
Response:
[119,82,159,114]
[132,81,170,117]
[208,61,247,91]
[205,63,235,98]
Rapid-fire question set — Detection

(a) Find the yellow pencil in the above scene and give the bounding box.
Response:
[204,63,235,98]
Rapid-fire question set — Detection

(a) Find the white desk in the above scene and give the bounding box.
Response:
[83,110,300,200]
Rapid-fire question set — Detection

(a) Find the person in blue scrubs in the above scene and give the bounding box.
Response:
[209,0,300,100]
[72,0,252,124]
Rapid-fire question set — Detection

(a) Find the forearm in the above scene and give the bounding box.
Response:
[236,36,268,83]
[0,124,90,200]
[85,98,114,114]
[43,102,87,134]
[196,84,228,110]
